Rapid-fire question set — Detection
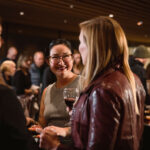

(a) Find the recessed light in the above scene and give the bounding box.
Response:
[64,19,68,24]
[137,21,143,26]
[144,34,148,38]
[18,29,23,33]
[19,11,24,16]
[109,14,114,18]
[70,4,74,8]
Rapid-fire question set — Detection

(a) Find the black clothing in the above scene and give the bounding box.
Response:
[0,57,17,64]
[0,57,10,64]
[12,70,31,95]
[0,84,39,150]
[129,56,150,104]
[2,72,12,86]
[41,66,56,94]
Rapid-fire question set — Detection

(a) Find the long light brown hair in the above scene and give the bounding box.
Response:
[79,16,139,114]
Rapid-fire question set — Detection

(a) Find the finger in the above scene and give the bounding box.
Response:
[36,128,43,133]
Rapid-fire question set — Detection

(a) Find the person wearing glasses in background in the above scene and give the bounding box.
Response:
[29,39,83,146]
[39,16,145,150]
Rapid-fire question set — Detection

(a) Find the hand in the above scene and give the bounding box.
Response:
[39,127,60,150]
[26,117,39,126]
[28,124,42,132]
[47,126,71,137]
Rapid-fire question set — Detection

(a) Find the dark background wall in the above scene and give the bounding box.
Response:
[0,22,79,59]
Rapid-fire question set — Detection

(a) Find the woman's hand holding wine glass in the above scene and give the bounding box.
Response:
[63,88,79,115]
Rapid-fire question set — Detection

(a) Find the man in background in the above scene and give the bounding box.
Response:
[30,51,46,88]
[0,46,18,64]
[129,45,150,104]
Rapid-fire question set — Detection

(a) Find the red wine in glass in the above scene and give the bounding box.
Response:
[63,88,79,114]
[64,97,76,111]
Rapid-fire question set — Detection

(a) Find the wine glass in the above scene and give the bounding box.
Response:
[63,88,79,115]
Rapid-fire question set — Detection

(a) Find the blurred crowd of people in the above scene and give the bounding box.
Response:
[0,15,150,150]
[0,42,84,119]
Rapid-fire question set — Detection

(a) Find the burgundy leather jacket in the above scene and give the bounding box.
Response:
[58,67,145,150]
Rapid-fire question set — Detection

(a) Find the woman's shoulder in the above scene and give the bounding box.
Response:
[46,82,56,90]
[74,75,84,82]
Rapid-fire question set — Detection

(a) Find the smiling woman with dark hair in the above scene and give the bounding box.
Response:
[29,39,84,146]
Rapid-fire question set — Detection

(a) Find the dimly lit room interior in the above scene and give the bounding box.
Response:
[0,1,150,150]
[0,0,150,57]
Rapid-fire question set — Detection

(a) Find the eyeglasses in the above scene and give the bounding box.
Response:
[49,54,72,63]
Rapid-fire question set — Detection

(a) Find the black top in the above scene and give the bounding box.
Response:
[0,84,39,150]
[0,57,10,64]
[12,70,31,95]
[41,66,56,94]
[0,57,17,64]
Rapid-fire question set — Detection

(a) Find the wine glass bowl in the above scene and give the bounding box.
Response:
[63,88,79,113]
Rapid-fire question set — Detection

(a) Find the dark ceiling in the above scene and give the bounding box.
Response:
[0,0,150,45]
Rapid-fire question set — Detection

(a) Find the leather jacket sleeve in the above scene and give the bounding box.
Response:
[57,87,122,150]
[86,87,121,150]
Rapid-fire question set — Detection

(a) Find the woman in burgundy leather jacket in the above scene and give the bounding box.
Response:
[39,16,145,150]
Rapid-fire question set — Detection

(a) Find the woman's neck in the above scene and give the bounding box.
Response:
[56,72,77,88]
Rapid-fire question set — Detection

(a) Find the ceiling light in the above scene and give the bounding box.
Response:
[70,4,74,8]
[18,29,23,33]
[64,19,68,24]
[109,14,114,18]
[137,21,143,26]
[144,34,148,38]
[19,11,24,16]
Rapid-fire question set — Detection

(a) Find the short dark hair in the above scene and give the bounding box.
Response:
[49,39,73,55]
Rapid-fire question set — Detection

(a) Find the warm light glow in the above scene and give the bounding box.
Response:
[64,19,68,24]
[19,11,24,16]
[137,21,143,26]
[109,14,114,18]
[70,4,74,8]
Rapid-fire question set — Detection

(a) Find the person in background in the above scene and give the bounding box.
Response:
[41,65,56,95]
[40,47,57,95]
[12,54,39,118]
[72,49,84,75]
[129,45,150,105]
[39,16,145,150]
[0,17,39,150]
[13,54,34,95]
[30,51,46,88]
[0,60,16,87]
[0,46,18,64]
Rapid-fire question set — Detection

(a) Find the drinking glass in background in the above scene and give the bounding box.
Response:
[63,88,79,115]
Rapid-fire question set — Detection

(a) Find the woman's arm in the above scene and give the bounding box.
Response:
[38,87,47,127]
[44,126,71,137]
[86,88,121,150]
